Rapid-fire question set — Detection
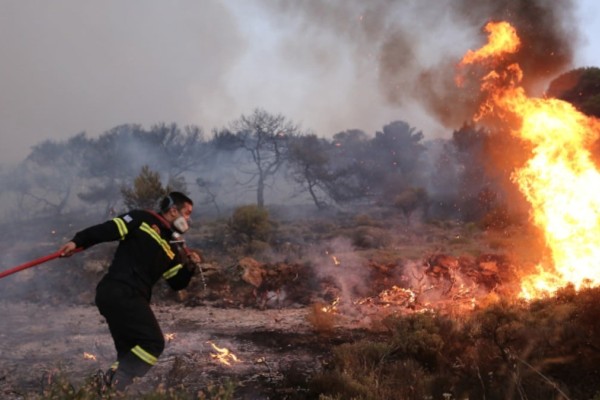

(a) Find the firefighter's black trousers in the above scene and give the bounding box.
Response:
[95,279,165,389]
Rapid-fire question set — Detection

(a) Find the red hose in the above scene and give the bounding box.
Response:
[0,248,82,280]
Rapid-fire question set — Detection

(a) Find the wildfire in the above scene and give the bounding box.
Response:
[83,352,97,361]
[207,341,240,366]
[460,21,600,299]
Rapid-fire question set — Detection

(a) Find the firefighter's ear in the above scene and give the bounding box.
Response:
[169,206,180,219]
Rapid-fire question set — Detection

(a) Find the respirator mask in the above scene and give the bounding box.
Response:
[172,212,190,234]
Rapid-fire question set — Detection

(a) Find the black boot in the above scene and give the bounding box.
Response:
[111,352,153,392]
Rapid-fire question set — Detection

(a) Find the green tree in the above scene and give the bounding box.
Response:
[547,67,600,165]
[288,134,332,209]
[121,165,169,210]
[547,66,600,118]
[370,121,427,202]
[320,129,371,204]
[318,121,427,207]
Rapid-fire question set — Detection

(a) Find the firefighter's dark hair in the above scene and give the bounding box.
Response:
[159,192,193,213]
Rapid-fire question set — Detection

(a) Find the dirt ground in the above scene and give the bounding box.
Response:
[0,299,372,399]
[0,220,534,399]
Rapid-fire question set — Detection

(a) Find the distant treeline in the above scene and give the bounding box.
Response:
[5,62,600,225]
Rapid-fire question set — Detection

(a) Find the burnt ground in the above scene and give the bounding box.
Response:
[0,300,375,399]
[0,217,545,399]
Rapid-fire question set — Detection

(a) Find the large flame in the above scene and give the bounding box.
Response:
[460,21,600,299]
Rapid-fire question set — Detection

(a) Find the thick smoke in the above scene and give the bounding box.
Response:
[256,0,579,128]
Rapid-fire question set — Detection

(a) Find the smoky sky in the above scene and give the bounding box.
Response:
[0,0,594,165]
[259,0,580,126]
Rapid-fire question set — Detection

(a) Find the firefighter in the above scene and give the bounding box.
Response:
[58,191,201,392]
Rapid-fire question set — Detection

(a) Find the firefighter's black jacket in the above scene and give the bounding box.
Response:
[71,209,193,301]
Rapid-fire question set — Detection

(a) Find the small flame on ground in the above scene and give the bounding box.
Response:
[331,256,340,266]
[164,333,176,342]
[207,341,240,366]
[83,352,96,361]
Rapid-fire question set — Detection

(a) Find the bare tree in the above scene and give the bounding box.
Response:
[196,177,221,216]
[144,123,209,178]
[78,124,144,215]
[12,133,91,217]
[229,108,305,208]
[78,123,206,215]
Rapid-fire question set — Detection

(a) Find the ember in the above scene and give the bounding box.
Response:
[460,21,600,299]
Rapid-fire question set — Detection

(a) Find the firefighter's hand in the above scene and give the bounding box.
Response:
[187,250,202,264]
[184,250,202,274]
[59,241,77,257]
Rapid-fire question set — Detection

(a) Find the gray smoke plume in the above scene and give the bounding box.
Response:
[255,0,579,128]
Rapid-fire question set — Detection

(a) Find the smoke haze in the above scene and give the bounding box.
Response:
[0,0,594,164]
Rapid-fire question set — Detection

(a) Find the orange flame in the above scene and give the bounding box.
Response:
[207,341,240,366]
[321,296,340,313]
[164,333,176,342]
[83,352,97,361]
[459,21,600,299]
[461,21,521,66]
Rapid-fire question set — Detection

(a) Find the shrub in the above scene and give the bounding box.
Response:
[32,367,236,399]
[350,226,392,249]
[228,205,272,244]
[381,312,445,369]
[309,340,430,400]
